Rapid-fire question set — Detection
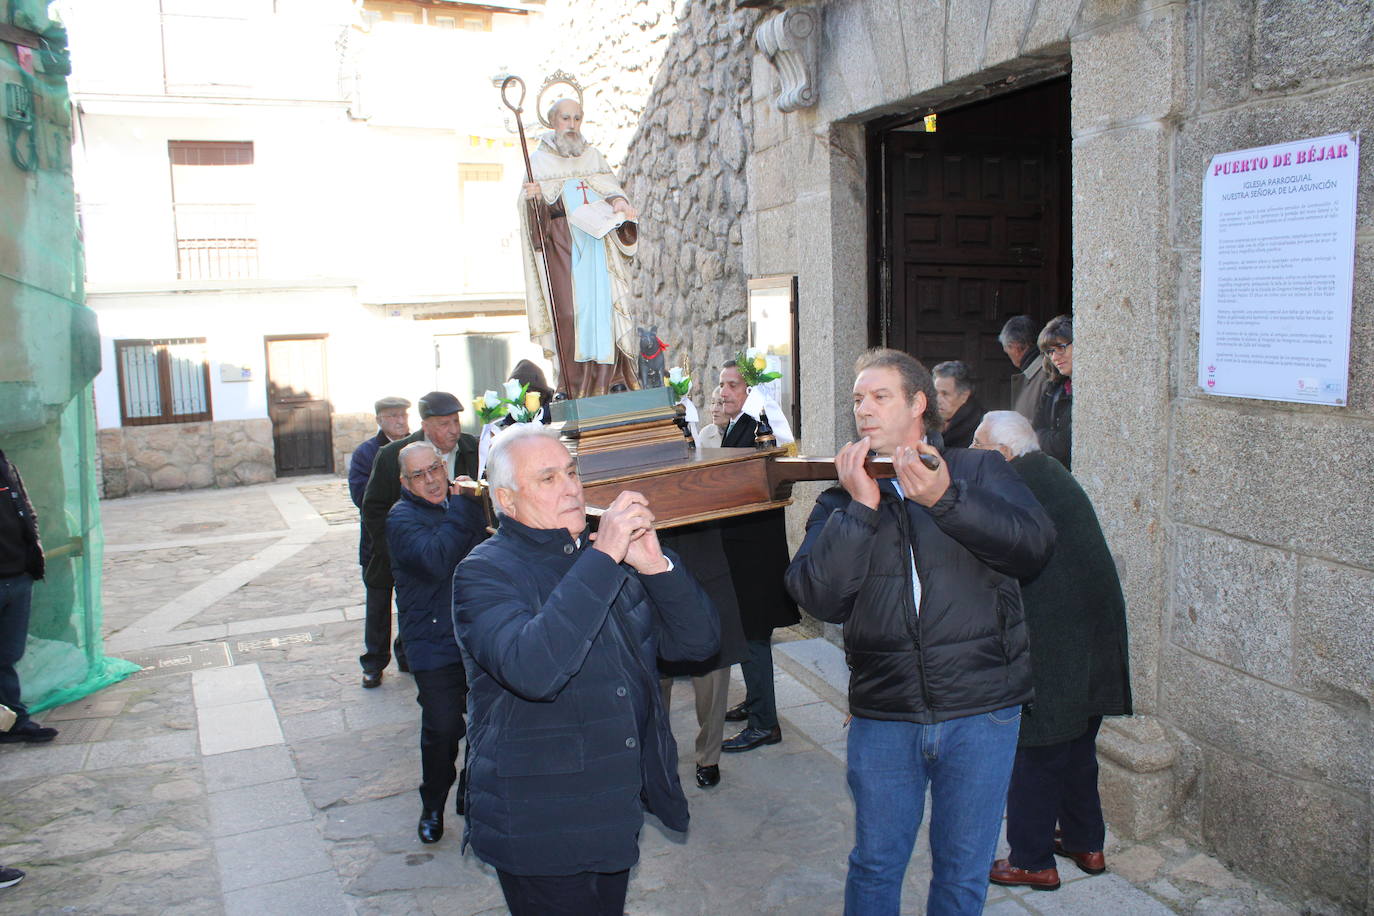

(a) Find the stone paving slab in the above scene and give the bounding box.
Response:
[208,777,313,837]
[0,477,1323,915]
[224,872,350,916]
[203,744,297,794]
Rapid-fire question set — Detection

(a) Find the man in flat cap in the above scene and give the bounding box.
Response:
[360,392,478,688]
[350,396,413,688]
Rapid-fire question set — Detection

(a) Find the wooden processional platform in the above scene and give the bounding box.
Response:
[548,387,889,528]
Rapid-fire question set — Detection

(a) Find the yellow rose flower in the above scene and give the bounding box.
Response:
[524,391,541,412]
[753,356,767,372]
[472,396,486,411]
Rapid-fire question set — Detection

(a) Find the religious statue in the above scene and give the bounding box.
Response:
[515,74,641,399]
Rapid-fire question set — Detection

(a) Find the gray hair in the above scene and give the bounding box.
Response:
[998,315,1040,350]
[977,410,1040,458]
[397,441,441,478]
[485,424,562,511]
[932,360,974,393]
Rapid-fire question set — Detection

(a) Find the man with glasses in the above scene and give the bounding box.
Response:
[361,391,478,687]
[387,441,488,844]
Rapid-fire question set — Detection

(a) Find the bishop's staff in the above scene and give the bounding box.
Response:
[500,75,567,372]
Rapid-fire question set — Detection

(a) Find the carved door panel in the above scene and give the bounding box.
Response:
[880,79,1070,410]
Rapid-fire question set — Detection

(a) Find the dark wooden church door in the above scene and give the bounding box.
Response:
[877,78,1071,409]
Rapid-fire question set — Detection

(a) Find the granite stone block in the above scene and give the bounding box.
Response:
[754,204,798,276]
[985,0,1037,66]
[1171,526,1296,682]
[84,732,198,771]
[1072,5,1185,128]
[1169,399,1374,570]
[224,872,348,916]
[1025,0,1081,51]
[1253,0,1374,92]
[215,821,334,893]
[896,0,947,95]
[1191,0,1255,112]
[1173,83,1374,246]
[945,0,993,81]
[1161,646,1368,790]
[203,744,297,794]
[1201,749,1369,911]
[197,698,285,757]
[192,663,269,709]
[1294,560,1374,702]
[208,778,312,837]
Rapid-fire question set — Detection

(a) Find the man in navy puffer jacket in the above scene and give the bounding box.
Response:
[787,348,1055,916]
[453,425,718,916]
[387,441,487,845]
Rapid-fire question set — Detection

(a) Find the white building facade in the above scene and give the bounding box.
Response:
[66,0,551,494]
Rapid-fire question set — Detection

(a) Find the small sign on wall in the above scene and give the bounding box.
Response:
[220,363,254,383]
[1199,132,1359,406]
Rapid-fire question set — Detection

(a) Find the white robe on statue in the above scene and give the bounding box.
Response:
[518,132,638,368]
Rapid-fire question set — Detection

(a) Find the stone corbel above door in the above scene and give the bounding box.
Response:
[755,5,819,113]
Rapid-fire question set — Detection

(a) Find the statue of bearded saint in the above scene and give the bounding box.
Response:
[520,98,642,399]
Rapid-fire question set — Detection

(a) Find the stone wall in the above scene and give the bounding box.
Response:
[537,0,761,398]
[99,419,276,497]
[331,413,375,482]
[687,0,1374,911]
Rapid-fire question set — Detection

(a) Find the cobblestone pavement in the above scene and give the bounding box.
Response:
[0,478,1333,914]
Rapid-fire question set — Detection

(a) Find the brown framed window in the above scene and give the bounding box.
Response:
[169,140,258,280]
[114,338,213,426]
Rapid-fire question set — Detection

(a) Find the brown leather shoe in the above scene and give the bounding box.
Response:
[1054,842,1107,874]
[989,858,1061,891]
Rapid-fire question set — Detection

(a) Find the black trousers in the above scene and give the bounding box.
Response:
[359,583,406,673]
[1005,716,1105,871]
[739,637,778,731]
[413,663,467,811]
[496,869,630,916]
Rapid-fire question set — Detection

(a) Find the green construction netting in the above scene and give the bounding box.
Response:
[2,0,139,715]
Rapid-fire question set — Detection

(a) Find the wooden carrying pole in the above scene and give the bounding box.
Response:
[500,76,568,375]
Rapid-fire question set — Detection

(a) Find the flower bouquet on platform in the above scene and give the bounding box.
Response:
[474,380,546,477]
[733,347,794,448]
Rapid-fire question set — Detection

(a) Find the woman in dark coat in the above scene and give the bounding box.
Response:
[1033,314,1073,470]
[657,524,749,788]
[973,410,1132,892]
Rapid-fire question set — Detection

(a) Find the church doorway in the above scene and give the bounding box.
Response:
[870,77,1071,409]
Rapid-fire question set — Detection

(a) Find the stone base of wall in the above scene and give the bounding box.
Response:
[331,413,375,481]
[99,419,276,497]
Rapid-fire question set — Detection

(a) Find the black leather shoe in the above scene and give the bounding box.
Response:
[361,671,382,689]
[721,725,782,753]
[0,721,57,743]
[724,701,748,722]
[695,764,721,787]
[418,808,444,844]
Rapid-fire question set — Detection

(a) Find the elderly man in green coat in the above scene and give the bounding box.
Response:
[972,411,1133,892]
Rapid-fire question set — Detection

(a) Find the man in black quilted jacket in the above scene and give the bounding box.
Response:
[786,348,1055,916]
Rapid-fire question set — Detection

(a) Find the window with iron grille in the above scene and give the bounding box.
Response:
[169,140,258,281]
[114,338,213,426]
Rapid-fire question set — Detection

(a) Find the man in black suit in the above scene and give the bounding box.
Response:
[360,391,478,688]
[717,361,800,752]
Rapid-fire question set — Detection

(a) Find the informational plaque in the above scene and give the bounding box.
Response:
[1199,133,1359,405]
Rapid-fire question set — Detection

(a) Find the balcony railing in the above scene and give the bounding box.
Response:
[173,203,258,281]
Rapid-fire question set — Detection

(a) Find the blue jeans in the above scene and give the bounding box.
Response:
[0,573,33,726]
[844,708,1021,916]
